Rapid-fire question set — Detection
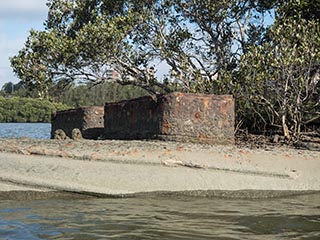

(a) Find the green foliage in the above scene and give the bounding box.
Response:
[10,30,57,99]
[10,0,273,96]
[59,82,150,107]
[276,0,320,21]
[11,0,166,95]
[239,16,320,138]
[1,81,151,107]
[0,97,70,123]
[9,0,320,138]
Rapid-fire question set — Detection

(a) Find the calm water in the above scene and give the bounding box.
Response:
[0,194,319,239]
[0,123,51,139]
[0,123,320,239]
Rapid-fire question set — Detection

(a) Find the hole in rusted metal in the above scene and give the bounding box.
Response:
[194,112,201,119]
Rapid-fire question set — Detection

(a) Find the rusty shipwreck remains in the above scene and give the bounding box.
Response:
[51,106,104,139]
[51,93,234,144]
[104,93,234,144]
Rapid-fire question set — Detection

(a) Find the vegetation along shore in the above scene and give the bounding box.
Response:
[0,0,319,144]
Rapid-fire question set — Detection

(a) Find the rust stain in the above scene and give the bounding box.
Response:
[220,101,228,116]
[194,111,201,119]
[203,98,210,110]
[176,146,185,151]
[103,93,234,144]
[90,153,104,161]
[238,149,248,154]
[162,120,170,134]
[198,134,209,142]
[123,150,139,155]
[176,92,185,97]
[175,92,185,103]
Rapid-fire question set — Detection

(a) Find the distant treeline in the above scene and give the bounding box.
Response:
[1,81,150,107]
[0,97,69,123]
[58,82,150,107]
[0,81,151,123]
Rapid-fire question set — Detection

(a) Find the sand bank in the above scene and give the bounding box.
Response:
[0,138,319,198]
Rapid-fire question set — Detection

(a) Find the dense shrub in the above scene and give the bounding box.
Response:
[0,97,69,123]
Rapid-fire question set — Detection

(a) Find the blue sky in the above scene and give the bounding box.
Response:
[0,0,48,88]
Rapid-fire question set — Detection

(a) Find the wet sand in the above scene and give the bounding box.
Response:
[0,138,319,198]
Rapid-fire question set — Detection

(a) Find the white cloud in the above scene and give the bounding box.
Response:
[0,0,48,20]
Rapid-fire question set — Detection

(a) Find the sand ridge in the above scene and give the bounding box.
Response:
[0,138,319,198]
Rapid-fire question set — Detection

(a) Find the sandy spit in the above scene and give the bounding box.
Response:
[0,138,319,198]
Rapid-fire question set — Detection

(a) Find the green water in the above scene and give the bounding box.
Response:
[0,193,319,239]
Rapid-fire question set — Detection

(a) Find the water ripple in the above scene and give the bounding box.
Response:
[0,194,319,239]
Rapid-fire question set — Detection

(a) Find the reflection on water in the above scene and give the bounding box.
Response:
[0,193,319,239]
[0,123,51,139]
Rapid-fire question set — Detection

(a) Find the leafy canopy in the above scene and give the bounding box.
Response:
[11,0,274,97]
[10,0,320,138]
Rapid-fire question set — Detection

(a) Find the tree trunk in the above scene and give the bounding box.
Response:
[282,114,290,139]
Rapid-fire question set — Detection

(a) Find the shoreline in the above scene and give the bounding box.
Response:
[0,138,319,199]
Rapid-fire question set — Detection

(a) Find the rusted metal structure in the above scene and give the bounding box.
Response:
[51,106,104,139]
[104,92,234,144]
